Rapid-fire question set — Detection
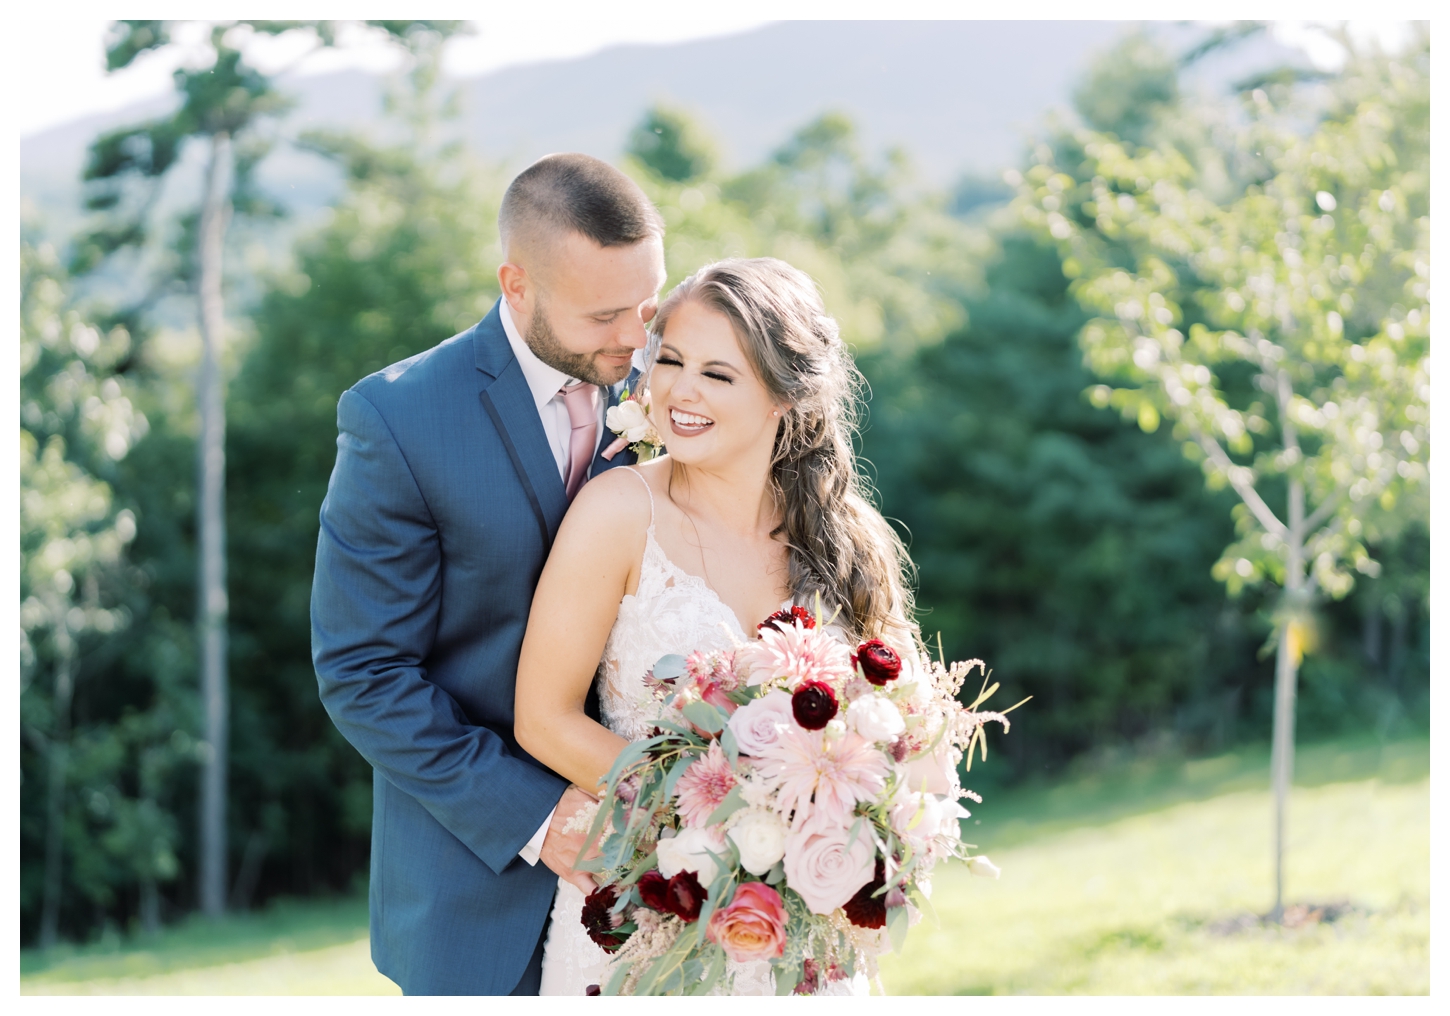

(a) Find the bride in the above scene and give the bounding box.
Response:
[514,257,918,995]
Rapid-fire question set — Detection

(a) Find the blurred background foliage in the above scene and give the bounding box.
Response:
[19,25,1429,946]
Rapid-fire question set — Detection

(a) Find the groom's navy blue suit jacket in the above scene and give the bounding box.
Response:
[311,301,634,994]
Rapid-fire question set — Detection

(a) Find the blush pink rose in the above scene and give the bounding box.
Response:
[706,882,787,962]
[726,690,794,757]
[782,815,877,915]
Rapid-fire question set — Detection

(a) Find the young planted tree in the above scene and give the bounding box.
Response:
[1018,36,1429,916]
[77,19,462,917]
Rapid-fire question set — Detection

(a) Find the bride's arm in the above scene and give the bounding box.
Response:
[515,468,650,795]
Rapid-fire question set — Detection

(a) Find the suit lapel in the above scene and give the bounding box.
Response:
[474,304,570,542]
[590,367,641,477]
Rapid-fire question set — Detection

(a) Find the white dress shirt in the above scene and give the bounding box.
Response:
[500,300,605,867]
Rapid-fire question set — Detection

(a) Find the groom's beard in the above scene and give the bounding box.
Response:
[525,301,635,387]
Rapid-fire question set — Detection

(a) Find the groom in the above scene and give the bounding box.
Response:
[311,153,667,994]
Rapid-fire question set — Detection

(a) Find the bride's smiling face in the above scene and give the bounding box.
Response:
[648,299,785,469]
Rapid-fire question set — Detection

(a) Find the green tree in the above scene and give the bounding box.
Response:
[78,18,463,917]
[20,237,156,946]
[1017,33,1429,915]
[629,105,717,183]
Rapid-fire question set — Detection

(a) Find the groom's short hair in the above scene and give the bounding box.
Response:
[499,153,664,262]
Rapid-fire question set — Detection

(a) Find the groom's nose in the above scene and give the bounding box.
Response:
[612,310,650,351]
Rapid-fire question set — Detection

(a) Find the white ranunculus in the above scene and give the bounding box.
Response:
[656,826,728,884]
[606,400,653,443]
[727,808,788,875]
[846,694,906,743]
[890,791,946,844]
[903,744,955,795]
[727,690,793,757]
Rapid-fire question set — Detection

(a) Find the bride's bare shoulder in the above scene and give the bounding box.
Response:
[556,465,657,548]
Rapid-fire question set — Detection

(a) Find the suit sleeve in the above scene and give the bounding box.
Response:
[311,388,566,875]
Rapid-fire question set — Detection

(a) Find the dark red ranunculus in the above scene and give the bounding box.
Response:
[758,605,816,634]
[581,884,628,952]
[791,680,838,730]
[843,858,887,929]
[664,870,707,923]
[854,639,902,686]
[636,869,670,912]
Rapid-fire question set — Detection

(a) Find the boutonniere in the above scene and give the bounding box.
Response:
[602,387,665,462]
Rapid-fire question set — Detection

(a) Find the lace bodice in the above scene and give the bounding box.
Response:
[598,507,749,741]
[538,469,865,996]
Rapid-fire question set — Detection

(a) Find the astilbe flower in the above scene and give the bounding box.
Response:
[744,621,854,689]
[764,727,891,829]
[674,740,738,827]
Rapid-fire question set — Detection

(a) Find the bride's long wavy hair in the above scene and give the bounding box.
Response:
[649,258,918,645]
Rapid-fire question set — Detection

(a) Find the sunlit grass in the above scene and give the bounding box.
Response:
[21,895,396,995]
[21,736,1428,995]
[878,737,1430,995]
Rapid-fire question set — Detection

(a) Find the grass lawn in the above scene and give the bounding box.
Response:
[21,735,1428,995]
[878,736,1430,994]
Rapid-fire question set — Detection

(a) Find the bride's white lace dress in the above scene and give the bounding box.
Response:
[537,469,868,996]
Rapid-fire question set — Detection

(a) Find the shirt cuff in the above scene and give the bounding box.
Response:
[519,806,555,866]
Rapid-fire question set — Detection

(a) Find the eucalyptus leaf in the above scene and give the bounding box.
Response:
[681,700,726,735]
[653,653,688,681]
[887,902,910,953]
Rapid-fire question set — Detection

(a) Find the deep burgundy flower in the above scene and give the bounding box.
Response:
[854,639,902,686]
[636,869,670,912]
[585,985,601,996]
[758,605,816,634]
[843,858,887,929]
[664,870,707,923]
[791,680,838,730]
[581,884,628,952]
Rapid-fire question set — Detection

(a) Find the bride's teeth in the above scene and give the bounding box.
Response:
[671,409,713,426]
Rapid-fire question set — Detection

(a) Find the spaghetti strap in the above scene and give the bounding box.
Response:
[624,466,656,530]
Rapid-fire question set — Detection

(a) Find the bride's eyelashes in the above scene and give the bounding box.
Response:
[654,354,737,385]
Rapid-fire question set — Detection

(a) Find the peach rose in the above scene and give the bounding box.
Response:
[706,882,787,962]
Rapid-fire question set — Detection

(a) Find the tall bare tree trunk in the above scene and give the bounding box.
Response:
[39,595,76,949]
[197,131,233,918]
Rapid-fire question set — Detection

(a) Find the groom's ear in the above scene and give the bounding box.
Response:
[498,262,532,316]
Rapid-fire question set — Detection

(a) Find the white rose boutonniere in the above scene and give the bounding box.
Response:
[602,388,665,462]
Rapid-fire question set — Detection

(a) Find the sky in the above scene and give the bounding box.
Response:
[14,18,771,139]
[12,15,1423,140]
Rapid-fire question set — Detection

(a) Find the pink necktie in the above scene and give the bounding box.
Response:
[559,382,598,502]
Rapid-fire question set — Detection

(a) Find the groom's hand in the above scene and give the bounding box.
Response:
[541,785,601,896]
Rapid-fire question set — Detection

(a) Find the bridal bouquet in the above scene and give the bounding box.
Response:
[575,605,1022,995]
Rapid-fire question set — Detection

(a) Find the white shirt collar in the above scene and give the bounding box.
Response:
[500,299,577,415]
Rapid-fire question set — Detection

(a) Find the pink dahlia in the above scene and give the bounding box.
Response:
[742,622,854,690]
[765,727,891,830]
[674,740,738,827]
